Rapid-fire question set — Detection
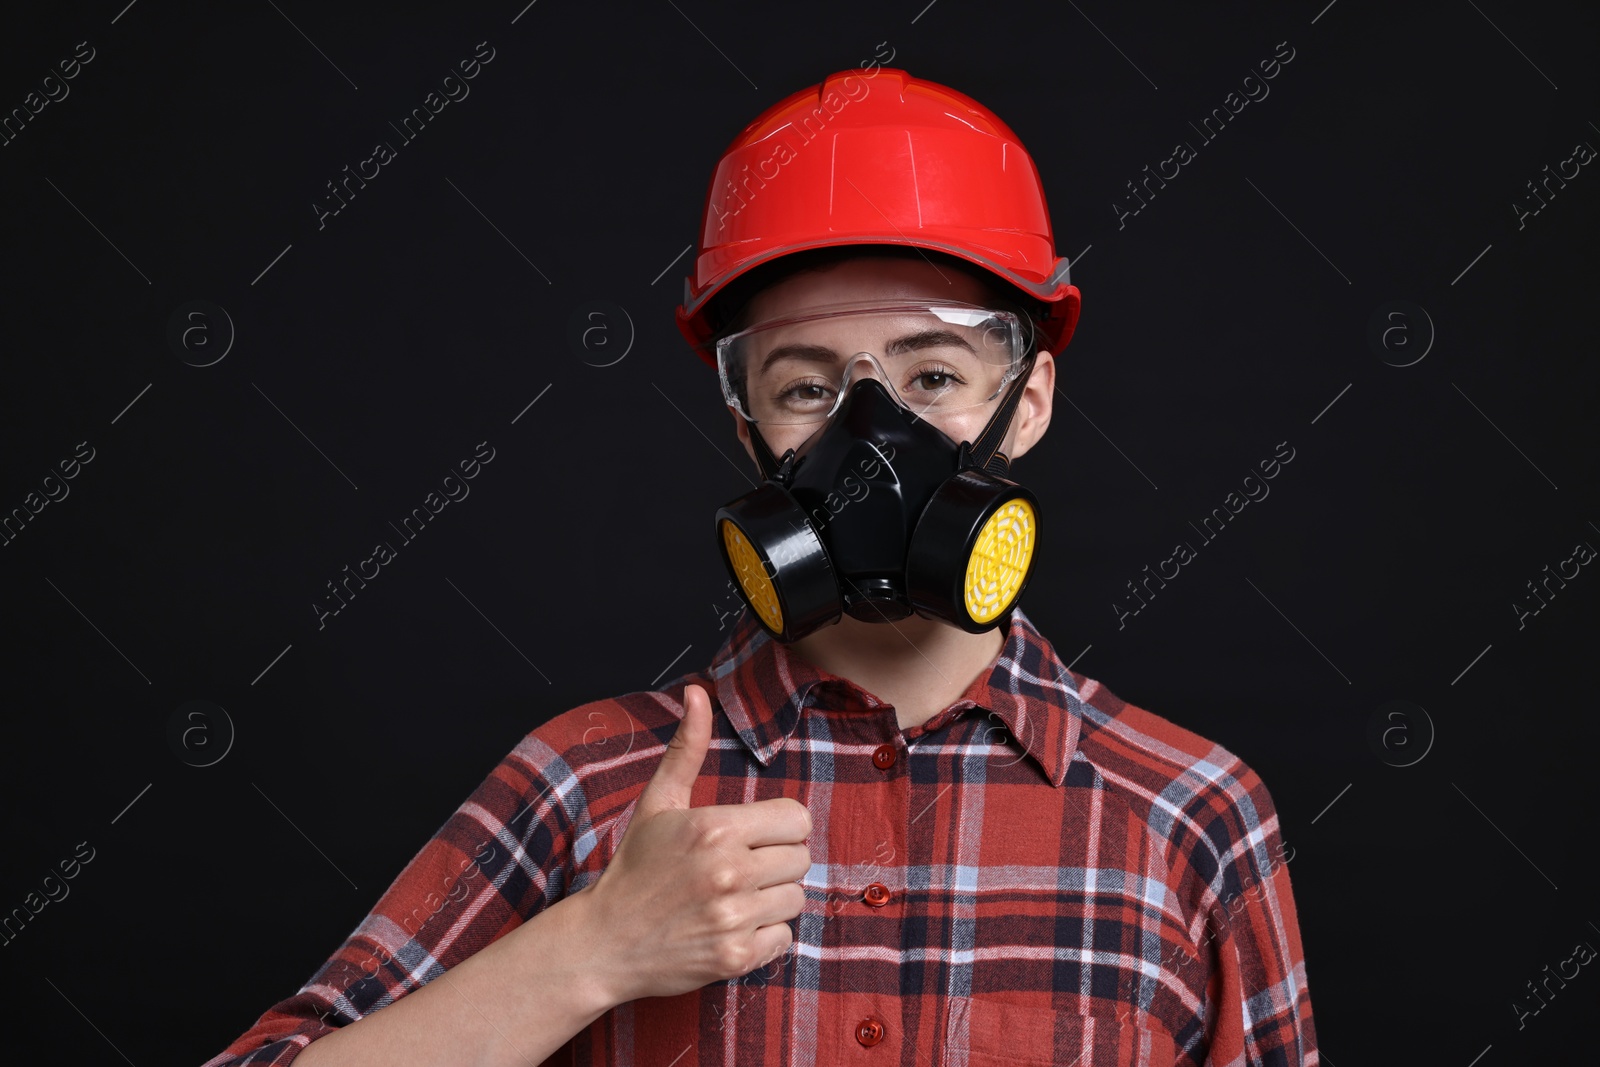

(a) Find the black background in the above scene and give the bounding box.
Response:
[0,1,1595,1063]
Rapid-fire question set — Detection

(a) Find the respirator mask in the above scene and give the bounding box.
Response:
[713,300,1042,643]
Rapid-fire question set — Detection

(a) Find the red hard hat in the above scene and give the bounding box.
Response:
[676,67,1081,369]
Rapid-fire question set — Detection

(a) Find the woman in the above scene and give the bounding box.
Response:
[205,65,1315,1067]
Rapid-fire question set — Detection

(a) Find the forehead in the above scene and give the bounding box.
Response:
[741,254,992,325]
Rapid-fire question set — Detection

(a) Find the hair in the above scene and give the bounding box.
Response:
[705,245,1049,359]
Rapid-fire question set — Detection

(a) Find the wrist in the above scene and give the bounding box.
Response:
[544,885,628,1015]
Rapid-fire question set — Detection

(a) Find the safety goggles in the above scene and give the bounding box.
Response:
[715,300,1028,428]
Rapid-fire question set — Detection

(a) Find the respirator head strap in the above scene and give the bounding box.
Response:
[963,352,1038,477]
[746,416,798,484]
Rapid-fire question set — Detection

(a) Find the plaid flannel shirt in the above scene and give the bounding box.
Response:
[204,604,1316,1066]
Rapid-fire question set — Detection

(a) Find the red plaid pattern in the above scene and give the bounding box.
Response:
[205,605,1316,1065]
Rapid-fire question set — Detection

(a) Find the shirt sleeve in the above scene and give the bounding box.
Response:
[1174,759,1318,1067]
[200,733,578,1066]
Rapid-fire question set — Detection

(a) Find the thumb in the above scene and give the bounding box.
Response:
[638,682,711,816]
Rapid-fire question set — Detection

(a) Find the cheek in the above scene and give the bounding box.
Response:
[961,414,993,447]
[771,424,825,461]
[924,411,985,451]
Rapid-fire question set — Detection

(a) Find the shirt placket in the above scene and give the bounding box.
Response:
[825,694,911,1065]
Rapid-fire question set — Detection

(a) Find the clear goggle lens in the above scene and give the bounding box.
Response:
[716,301,1025,427]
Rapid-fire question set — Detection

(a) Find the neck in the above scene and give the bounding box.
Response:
[789,613,1006,732]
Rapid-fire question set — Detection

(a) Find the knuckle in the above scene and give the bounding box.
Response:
[717,941,754,976]
[705,895,744,932]
[706,864,742,896]
[700,818,734,849]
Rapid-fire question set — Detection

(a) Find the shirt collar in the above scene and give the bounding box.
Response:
[706,604,1084,787]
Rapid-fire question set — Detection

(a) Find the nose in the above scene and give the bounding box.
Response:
[840,351,890,389]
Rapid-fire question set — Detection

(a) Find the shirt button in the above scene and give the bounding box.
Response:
[871,744,896,769]
[855,1016,885,1046]
[863,882,891,907]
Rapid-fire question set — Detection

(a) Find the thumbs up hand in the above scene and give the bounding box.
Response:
[573,683,814,1006]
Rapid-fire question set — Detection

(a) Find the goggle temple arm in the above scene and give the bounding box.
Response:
[718,338,796,484]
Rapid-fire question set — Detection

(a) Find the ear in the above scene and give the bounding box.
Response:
[1001,349,1056,460]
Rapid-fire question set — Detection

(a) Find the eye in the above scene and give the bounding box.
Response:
[909,364,966,392]
[774,377,835,406]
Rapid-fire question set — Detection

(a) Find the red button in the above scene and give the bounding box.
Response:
[871,744,896,769]
[855,1016,885,1046]
[863,882,891,907]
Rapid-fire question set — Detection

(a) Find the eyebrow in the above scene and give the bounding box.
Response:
[756,328,977,377]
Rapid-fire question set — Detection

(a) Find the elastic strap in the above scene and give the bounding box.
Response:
[966,353,1037,476]
[749,420,790,483]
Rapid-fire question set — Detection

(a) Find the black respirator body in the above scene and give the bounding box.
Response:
[715,366,1041,643]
